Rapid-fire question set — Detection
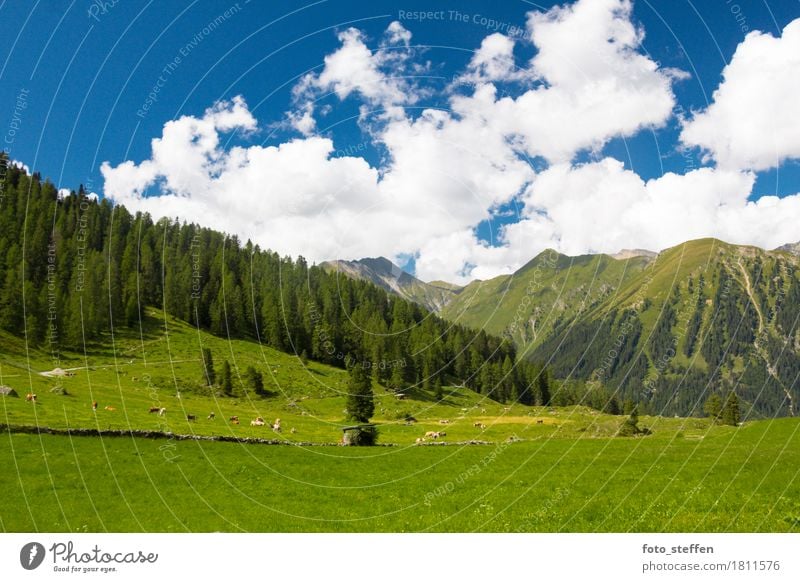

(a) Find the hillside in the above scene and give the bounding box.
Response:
[441,248,654,350]
[0,305,654,444]
[442,239,800,418]
[321,257,461,312]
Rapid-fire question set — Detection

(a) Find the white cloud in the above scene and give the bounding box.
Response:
[681,18,800,171]
[286,101,316,136]
[384,21,412,46]
[291,22,420,127]
[450,0,681,163]
[458,33,526,85]
[494,159,799,262]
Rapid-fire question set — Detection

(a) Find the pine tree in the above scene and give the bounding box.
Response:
[201,348,215,386]
[536,369,551,406]
[703,393,723,422]
[345,362,374,423]
[388,364,405,392]
[434,376,443,401]
[244,365,265,396]
[623,399,636,416]
[618,408,641,436]
[722,392,740,426]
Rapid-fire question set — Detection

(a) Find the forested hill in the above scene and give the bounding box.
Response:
[0,159,550,404]
[443,239,800,418]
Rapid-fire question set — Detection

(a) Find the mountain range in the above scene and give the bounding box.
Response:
[332,238,800,417]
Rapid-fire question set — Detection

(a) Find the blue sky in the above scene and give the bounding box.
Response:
[1,0,799,282]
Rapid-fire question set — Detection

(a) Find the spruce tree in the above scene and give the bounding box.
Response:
[722,392,740,426]
[201,348,215,386]
[345,362,374,423]
[536,370,551,406]
[703,393,723,422]
[434,376,443,401]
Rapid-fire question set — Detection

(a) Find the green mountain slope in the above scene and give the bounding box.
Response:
[442,239,800,418]
[441,248,654,350]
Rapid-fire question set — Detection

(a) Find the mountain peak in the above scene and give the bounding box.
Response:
[775,241,800,255]
[320,257,460,312]
[356,257,408,279]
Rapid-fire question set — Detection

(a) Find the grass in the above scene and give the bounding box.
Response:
[2,418,798,532]
[1,305,799,532]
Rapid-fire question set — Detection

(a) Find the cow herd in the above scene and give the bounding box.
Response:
[178,412,284,432]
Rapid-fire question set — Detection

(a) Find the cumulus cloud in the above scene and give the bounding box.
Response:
[291,22,420,128]
[453,0,682,163]
[457,33,527,85]
[681,18,800,171]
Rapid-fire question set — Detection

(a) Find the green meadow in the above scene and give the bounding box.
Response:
[2,420,799,532]
[1,307,799,532]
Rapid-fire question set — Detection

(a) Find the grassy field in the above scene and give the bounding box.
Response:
[2,419,799,532]
[1,307,799,532]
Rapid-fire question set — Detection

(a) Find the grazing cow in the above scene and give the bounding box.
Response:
[425,431,446,439]
[272,418,282,432]
[229,416,239,423]
[158,407,166,416]
[148,406,161,413]
[231,418,240,425]
[25,393,37,402]
[473,422,486,429]
[92,401,98,411]
[536,419,544,425]
[104,406,116,411]
[186,414,196,421]
[207,412,215,420]
[438,419,450,425]
[503,407,511,412]
[251,418,265,427]
[415,437,426,444]
[481,408,487,413]
[290,427,297,434]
